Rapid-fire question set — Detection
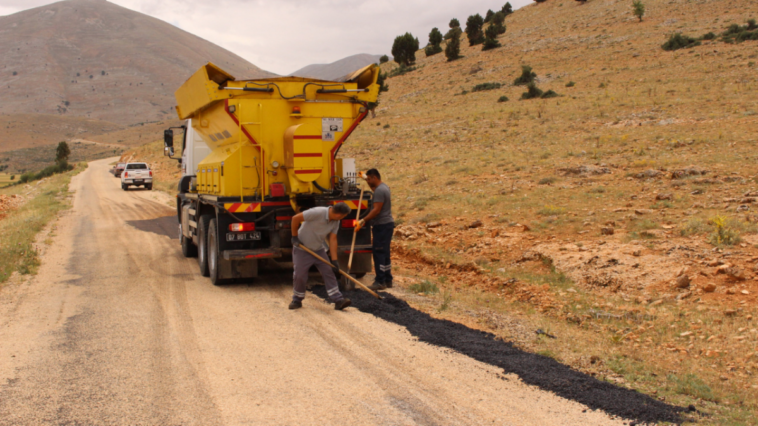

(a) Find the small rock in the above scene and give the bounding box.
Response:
[601,227,615,235]
[675,275,691,289]
[691,189,703,195]
[426,222,442,228]
[726,288,736,295]
[680,331,693,337]
[708,259,724,267]
[736,205,750,212]
[635,209,654,215]
[632,250,641,257]
[742,290,750,295]
[725,309,737,316]
[703,283,717,293]
[467,220,483,229]
[720,375,729,381]
[656,193,674,201]
[590,355,600,364]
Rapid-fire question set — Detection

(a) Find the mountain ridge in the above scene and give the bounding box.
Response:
[0,0,275,125]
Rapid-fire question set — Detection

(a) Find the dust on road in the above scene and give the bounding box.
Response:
[0,159,631,425]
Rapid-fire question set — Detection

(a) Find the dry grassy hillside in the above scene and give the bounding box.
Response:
[335,0,758,422]
[0,113,121,152]
[0,0,275,126]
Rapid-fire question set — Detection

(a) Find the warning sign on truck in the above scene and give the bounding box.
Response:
[322,118,343,141]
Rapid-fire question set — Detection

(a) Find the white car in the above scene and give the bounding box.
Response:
[121,162,153,190]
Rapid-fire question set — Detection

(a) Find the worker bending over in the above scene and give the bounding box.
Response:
[359,169,394,291]
[290,203,352,310]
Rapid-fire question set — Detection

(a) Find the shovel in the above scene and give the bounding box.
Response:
[296,244,382,300]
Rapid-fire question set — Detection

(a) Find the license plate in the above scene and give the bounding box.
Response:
[226,232,261,242]
[134,179,144,184]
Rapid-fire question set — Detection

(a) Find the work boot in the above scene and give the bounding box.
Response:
[384,281,393,288]
[289,300,302,310]
[368,282,386,291]
[334,298,352,311]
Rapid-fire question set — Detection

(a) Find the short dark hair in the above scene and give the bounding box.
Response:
[332,202,351,215]
[366,168,381,180]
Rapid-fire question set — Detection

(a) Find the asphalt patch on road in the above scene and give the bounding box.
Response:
[313,287,689,425]
[127,215,178,240]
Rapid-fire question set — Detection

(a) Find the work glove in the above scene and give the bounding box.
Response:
[331,258,341,277]
[291,236,301,247]
[354,219,366,233]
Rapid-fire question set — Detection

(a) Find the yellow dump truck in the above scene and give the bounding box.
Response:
[164,63,380,285]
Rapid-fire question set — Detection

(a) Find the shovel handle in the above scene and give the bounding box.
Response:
[297,244,382,300]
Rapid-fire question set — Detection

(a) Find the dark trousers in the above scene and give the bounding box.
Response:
[292,247,343,302]
[372,222,395,284]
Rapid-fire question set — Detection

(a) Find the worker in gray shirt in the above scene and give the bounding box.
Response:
[358,168,394,291]
[290,203,352,310]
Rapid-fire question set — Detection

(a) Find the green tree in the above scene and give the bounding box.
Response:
[55,141,70,163]
[391,33,420,66]
[445,29,462,61]
[482,24,502,50]
[465,14,485,46]
[10,175,14,181]
[484,9,495,23]
[534,0,547,3]
[632,0,645,22]
[379,55,389,64]
[502,2,513,15]
[429,27,443,46]
[449,18,460,28]
[491,11,507,35]
[513,65,537,85]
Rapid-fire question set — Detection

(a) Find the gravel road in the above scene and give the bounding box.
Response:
[0,159,625,425]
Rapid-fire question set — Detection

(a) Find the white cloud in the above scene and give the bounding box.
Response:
[1,0,533,75]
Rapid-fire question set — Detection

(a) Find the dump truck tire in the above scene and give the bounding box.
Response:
[181,234,197,258]
[207,218,225,286]
[197,214,212,277]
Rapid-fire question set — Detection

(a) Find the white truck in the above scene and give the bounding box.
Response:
[120,162,153,191]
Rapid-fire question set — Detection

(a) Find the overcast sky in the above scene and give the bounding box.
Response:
[0,0,533,75]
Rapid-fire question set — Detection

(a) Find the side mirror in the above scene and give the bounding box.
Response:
[164,129,174,148]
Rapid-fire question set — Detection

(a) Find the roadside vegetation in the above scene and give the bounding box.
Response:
[0,162,86,284]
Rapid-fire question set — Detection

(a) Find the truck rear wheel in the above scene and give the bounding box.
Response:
[207,218,225,286]
[181,234,197,258]
[197,214,212,277]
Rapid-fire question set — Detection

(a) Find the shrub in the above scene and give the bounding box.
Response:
[721,19,758,44]
[491,11,507,35]
[541,89,560,98]
[497,95,509,103]
[708,215,742,246]
[702,32,716,40]
[538,177,557,185]
[513,65,536,85]
[465,14,485,46]
[632,0,645,22]
[409,280,439,294]
[425,44,443,56]
[377,72,389,93]
[388,65,417,78]
[538,205,565,215]
[12,71,17,76]
[379,55,389,64]
[391,33,420,66]
[445,30,462,61]
[502,2,513,16]
[472,82,502,92]
[101,70,106,76]
[565,81,576,87]
[680,218,708,236]
[484,9,495,23]
[10,175,14,180]
[661,33,701,51]
[521,82,544,99]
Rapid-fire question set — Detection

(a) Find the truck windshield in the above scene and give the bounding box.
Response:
[126,164,147,170]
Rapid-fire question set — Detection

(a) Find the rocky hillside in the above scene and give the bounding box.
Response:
[0,0,275,126]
